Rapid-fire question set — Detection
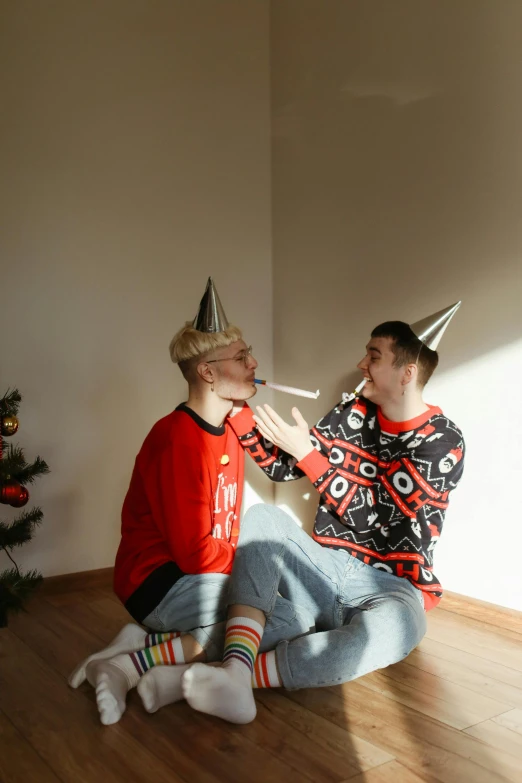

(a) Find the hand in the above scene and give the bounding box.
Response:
[253,404,314,462]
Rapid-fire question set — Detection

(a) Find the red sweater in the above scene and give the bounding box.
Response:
[114,404,244,622]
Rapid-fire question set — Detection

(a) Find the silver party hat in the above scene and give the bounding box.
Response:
[410,301,461,350]
[192,277,230,333]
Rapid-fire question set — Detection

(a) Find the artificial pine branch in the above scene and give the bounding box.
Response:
[0,568,43,627]
[0,445,49,484]
[0,389,47,627]
[10,455,49,485]
[0,389,22,418]
[0,508,43,550]
[3,546,20,572]
[0,444,26,474]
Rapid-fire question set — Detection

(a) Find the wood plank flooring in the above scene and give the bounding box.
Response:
[1,575,521,782]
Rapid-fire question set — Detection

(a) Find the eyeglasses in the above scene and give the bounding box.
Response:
[206,346,253,367]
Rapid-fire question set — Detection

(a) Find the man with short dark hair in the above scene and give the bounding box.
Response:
[370,320,439,387]
[172,304,466,724]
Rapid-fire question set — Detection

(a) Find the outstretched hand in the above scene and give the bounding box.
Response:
[253,404,314,462]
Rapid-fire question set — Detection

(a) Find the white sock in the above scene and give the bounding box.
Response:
[181,616,264,724]
[68,623,147,688]
[137,664,192,713]
[252,650,282,688]
[137,661,224,713]
[85,653,140,726]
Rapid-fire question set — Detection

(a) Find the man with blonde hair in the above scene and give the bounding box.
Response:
[122,304,465,725]
[69,279,312,725]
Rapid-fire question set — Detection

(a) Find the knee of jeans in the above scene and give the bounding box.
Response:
[360,591,425,650]
[386,595,426,656]
[293,605,316,635]
[241,503,269,531]
[240,503,290,543]
[271,601,315,636]
[246,502,294,525]
[140,607,166,632]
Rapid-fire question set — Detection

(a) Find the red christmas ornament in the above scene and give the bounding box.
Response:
[0,481,22,505]
[10,485,29,508]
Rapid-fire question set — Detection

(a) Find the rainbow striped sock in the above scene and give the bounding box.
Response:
[129,635,185,676]
[144,631,181,647]
[252,651,282,689]
[222,616,264,675]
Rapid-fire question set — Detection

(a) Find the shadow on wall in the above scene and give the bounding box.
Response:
[272,0,522,405]
[267,0,517,772]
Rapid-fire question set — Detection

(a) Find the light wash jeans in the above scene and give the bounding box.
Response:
[227,504,427,690]
[141,572,314,661]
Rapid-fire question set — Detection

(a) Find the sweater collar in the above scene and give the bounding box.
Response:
[176,403,226,436]
[377,404,442,434]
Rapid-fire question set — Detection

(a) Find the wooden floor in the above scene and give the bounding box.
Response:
[1,576,522,783]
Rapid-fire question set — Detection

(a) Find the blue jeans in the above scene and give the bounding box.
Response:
[227,504,427,690]
[141,572,314,661]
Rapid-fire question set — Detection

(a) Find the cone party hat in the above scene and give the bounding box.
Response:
[192,277,230,333]
[410,301,461,350]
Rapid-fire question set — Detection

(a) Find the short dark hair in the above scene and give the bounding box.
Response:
[371,321,439,388]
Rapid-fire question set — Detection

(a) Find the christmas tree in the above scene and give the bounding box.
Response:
[0,389,49,627]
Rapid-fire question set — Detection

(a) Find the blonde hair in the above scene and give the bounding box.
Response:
[169,322,243,377]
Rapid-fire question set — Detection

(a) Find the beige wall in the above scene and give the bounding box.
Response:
[271,1,522,610]
[0,0,272,576]
[3,1,521,611]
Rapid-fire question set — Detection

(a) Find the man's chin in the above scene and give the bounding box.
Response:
[361,384,376,402]
[224,385,257,403]
[243,385,258,401]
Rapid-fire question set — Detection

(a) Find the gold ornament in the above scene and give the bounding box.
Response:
[1,415,19,436]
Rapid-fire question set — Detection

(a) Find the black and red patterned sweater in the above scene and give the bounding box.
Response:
[229,397,465,610]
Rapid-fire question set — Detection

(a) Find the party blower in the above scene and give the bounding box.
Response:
[254,379,320,400]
